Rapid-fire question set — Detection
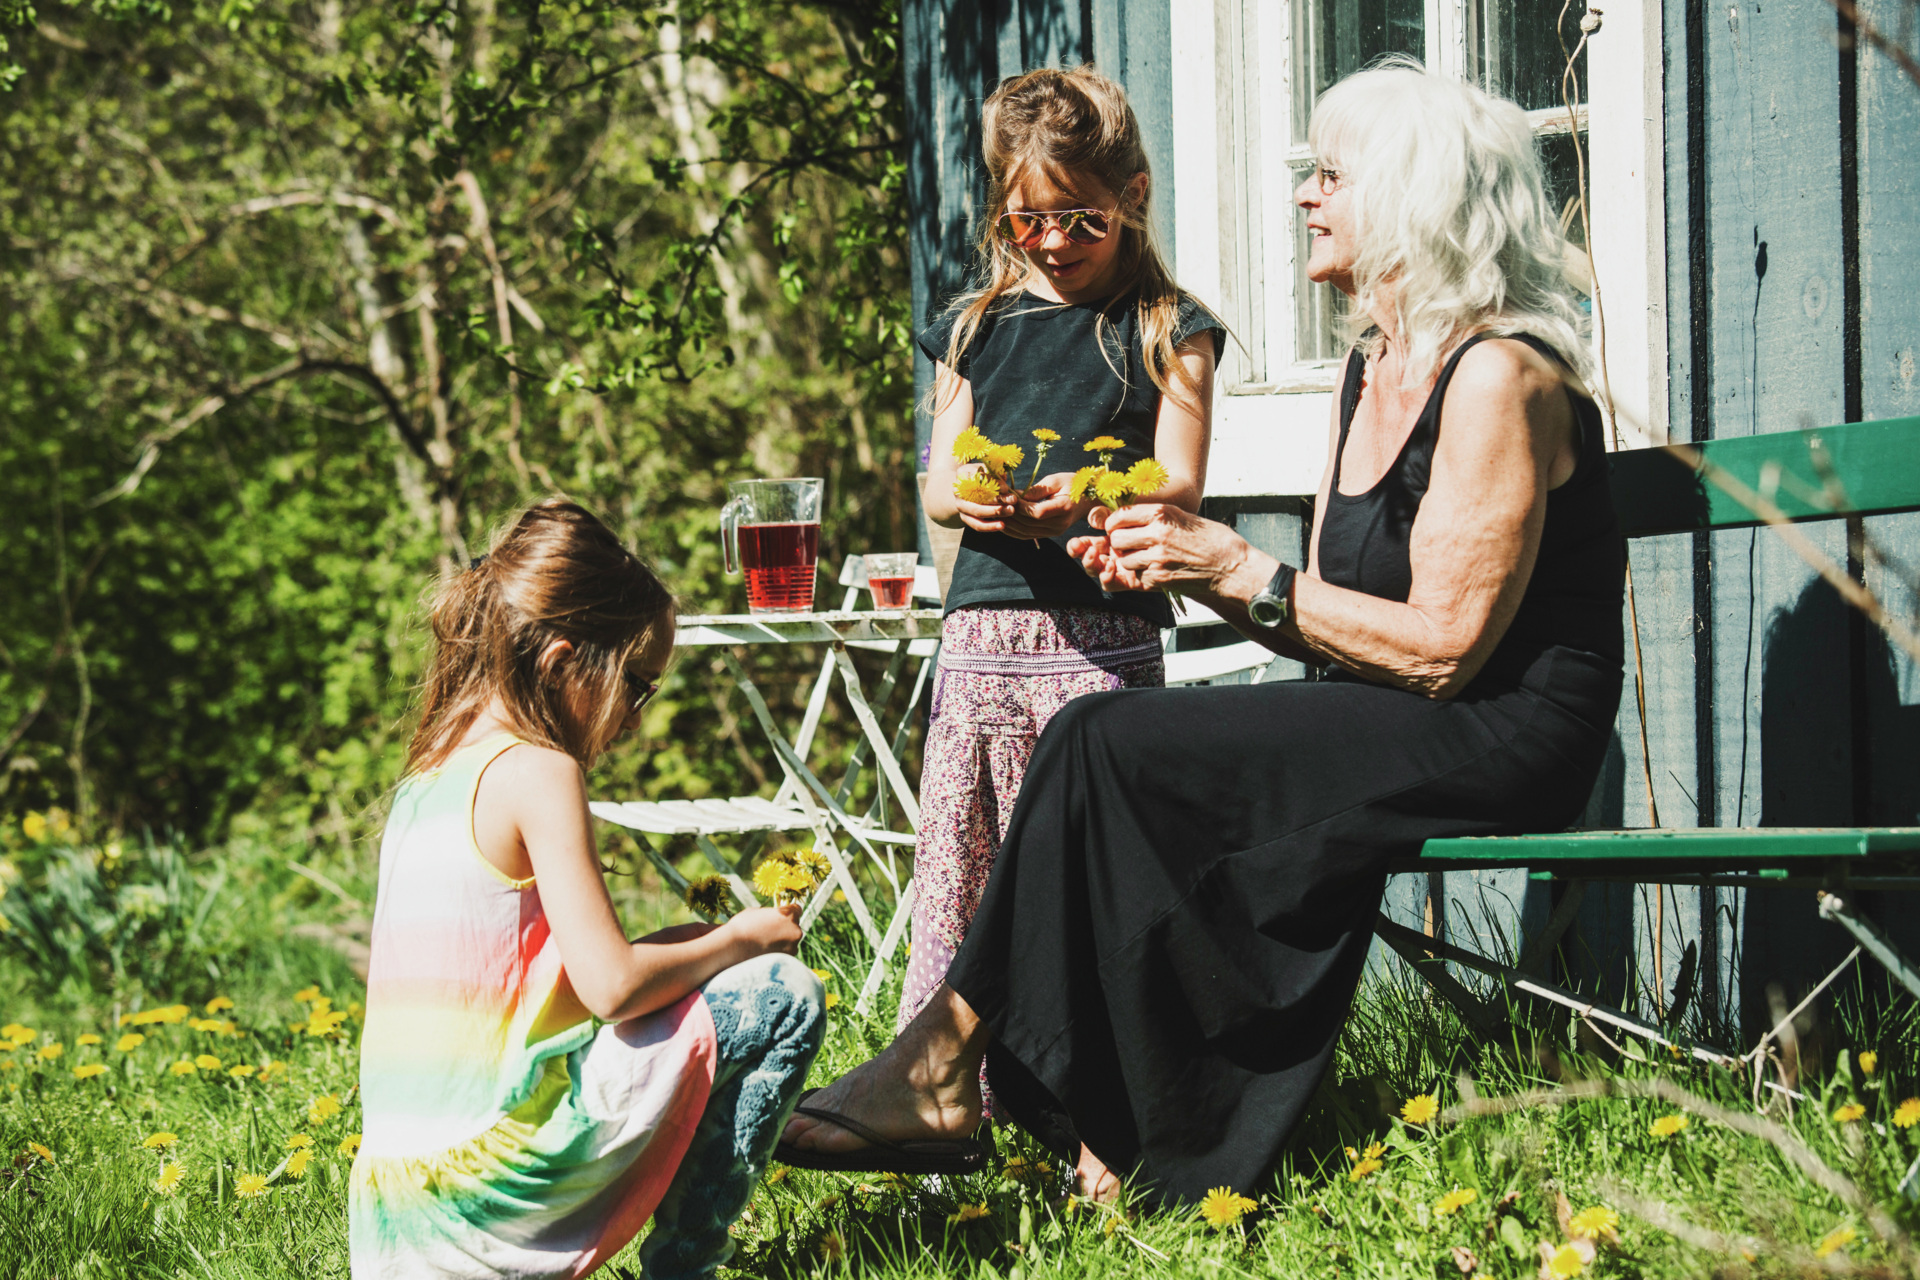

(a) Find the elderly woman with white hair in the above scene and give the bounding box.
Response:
[779,59,1624,1203]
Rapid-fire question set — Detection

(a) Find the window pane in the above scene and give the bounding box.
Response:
[1290,0,1425,146]
[1291,164,1349,362]
[1537,128,1588,248]
[1471,0,1591,113]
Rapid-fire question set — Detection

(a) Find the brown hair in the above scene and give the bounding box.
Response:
[406,498,675,774]
[939,66,1207,414]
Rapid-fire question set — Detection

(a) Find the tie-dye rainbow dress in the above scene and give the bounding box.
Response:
[349,734,717,1278]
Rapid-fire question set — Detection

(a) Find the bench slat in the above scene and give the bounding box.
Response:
[1420,826,1920,864]
[1610,416,1920,537]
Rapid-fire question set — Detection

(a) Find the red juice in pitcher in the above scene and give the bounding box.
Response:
[738,522,819,611]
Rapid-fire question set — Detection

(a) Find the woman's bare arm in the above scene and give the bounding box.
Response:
[1078,339,1576,697]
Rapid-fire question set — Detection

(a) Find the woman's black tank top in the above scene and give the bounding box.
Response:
[1316,332,1625,673]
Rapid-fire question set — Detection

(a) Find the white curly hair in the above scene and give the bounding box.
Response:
[1308,56,1591,389]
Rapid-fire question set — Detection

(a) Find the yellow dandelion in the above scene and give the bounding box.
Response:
[1124,457,1170,497]
[1433,1187,1478,1216]
[1362,1141,1384,1159]
[1649,1114,1689,1138]
[1092,471,1132,507]
[816,1228,846,1262]
[947,1202,990,1225]
[307,1093,343,1125]
[27,1141,53,1163]
[21,813,46,842]
[262,1060,289,1078]
[1002,1155,1052,1183]
[116,1033,145,1052]
[1068,466,1099,503]
[286,1133,314,1150]
[1569,1206,1619,1239]
[1084,436,1126,454]
[1816,1225,1859,1258]
[285,1148,313,1179]
[36,1042,63,1061]
[1858,1050,1879,1075]
[228,1064,256,1079]
[1032,428,1060,442]
[1400,1094,1440,1126]
[1199,1186,1256,1228]
[0,1023,29,1041]
[1545,1243,1586,1278]
[1834,1103,1867,1124]
[155,1162,187,1195]
[795,848,832,880]
[234,1172,269,1198]
[1348,1157,1382,1181]
[75,1034,101,1047]
[169,1060,198,1076]
[306,1010,349,1037]
[204,996,234,1013]
[984,442,1025,473]
[684,875,732,918]
[824,992,842,1010]
[143,1132,179,1150]
[188,1018,222,1033]
[810,968,832,982]
[1893,1097,1920,1128]
[193,1054,220,1071]
[293,986,322,1004]
[309,997,333,1018]
[338,1133,363,1157]
[953,474,1004,505]
[952,426,992,463]
[148,1004,190,1025]
[72,1064,106,1080]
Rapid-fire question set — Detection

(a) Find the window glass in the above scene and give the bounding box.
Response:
[1471,0,1591,112]
[1290,0,1426,146]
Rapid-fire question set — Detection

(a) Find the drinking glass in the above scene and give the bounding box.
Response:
[863,553,918,609]
[721,478,823,613]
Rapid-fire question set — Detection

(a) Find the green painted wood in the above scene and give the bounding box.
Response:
[1422,826,1920,863]
[1609,417,1920,537]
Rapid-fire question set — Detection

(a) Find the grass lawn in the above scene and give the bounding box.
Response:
[3,832,1919,1278]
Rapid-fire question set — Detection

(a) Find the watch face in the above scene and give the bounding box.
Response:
[1250,594,1285,627]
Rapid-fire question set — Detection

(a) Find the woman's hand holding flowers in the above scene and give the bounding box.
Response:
[1069,503,1275,602]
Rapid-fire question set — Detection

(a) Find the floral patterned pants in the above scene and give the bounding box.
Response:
[898,607,1165,1064]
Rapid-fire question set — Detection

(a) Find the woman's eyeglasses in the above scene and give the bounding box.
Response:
[994,206,1115,250]
[1312,164,1344,194]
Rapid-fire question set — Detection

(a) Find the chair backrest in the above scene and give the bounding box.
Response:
[1610,416,1920,538]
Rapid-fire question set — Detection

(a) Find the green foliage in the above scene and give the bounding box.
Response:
[0,0,918,846]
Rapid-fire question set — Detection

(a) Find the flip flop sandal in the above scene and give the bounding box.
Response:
[772,1089,994,1175]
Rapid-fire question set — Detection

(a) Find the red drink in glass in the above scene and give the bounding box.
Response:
[738,522,819,612]
[868,576,915,609]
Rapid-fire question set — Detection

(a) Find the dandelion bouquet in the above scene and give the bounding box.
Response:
[1068,436,1170,511]
[750,847,833,908]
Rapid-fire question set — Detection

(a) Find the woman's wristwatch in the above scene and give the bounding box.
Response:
[1247,564,1298,628]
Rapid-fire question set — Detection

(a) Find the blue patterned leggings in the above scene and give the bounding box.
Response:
[638,952,825,1280]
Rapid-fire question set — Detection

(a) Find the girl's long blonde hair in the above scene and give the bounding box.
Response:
[1310,57,1592,389]
[407,498,674,774]
[937,66,1204,414]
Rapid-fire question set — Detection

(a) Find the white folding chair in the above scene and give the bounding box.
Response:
[1160,599,1285,686]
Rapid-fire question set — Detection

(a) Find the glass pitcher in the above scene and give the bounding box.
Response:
[721,478,824,613]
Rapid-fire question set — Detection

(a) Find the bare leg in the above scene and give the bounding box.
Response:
[1075,1144,1120,1203]
[781,983,990,1152]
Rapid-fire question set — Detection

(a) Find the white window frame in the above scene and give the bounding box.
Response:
[1170,0,1668,500]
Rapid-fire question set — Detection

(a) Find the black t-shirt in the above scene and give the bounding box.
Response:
[918,290,1225,626]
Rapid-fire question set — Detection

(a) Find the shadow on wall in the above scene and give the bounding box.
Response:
[1740,575,1920,1045]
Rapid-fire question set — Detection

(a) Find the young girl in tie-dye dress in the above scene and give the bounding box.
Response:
[350,499,823,1280]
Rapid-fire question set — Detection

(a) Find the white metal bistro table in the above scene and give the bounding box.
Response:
[591,562,942,1012]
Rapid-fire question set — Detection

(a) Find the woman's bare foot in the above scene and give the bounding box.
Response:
[1075,1144,1121,1203]
[782,984,989,1154]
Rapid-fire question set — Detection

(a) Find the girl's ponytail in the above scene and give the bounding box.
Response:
[407,499,674,773]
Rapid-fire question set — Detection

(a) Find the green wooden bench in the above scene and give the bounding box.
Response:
[1376,416,1920,1062]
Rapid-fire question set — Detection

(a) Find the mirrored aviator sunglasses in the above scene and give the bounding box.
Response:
[994,207,1113,250]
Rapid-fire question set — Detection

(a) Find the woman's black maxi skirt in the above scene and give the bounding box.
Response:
[943,644,1621,1204]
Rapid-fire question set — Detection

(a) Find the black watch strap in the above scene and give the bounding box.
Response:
[1247,564,1298,628]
